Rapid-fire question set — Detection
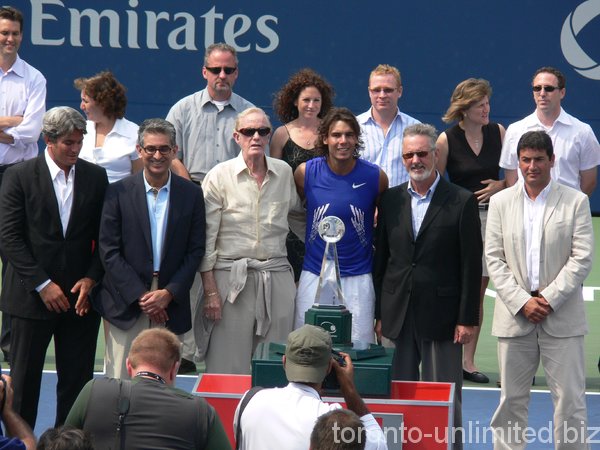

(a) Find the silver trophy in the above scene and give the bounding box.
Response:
[314,216,345,306]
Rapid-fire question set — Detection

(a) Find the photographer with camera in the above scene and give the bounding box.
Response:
[0,375,36,450]
[234,325,387,450]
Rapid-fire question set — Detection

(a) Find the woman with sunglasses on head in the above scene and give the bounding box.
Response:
[270,69,335,283]
[74,71,142,183]
[436,78,506,385]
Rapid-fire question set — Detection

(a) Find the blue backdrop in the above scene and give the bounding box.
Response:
[12,0,600,209]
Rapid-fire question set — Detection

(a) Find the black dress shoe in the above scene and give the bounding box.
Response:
[463,369,489,383]
[178,358,197,374]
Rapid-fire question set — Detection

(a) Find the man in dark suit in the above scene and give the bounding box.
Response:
[373,123,481,450]
[0,106,108,428]
[96,118,205,379]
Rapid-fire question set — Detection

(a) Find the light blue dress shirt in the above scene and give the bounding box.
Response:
[143,172,171,272]
[407,172,441,239]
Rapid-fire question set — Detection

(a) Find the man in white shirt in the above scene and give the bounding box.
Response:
[0,5,46,364]
[486,130,593,450]
[500,66,600,196]
[357,64,420,187]
[234,325,387,450]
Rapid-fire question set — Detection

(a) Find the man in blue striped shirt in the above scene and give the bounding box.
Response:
[357,64,420,187]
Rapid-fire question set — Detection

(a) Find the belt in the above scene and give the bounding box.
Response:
[191,179,202,186]
[530,290,540,297]
[478,203,489,211]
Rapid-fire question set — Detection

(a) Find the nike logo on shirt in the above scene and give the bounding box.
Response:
[352,182,366,189]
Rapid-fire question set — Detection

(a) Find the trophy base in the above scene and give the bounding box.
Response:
[304,305,352,346]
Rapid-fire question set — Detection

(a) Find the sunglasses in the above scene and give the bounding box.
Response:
[205,66,237,75]
[402,150,431,160]
[532,85,560,93]
[140,145,172,155]
[237,127,271,137]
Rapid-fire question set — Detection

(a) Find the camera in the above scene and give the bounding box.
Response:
[323,350,345,391]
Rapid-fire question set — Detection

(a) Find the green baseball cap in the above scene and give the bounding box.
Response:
[285,325,332,383]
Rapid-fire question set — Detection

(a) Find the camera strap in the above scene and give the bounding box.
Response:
[235,386,264,450]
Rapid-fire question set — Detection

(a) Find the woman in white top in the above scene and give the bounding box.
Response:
[74,71,142,183]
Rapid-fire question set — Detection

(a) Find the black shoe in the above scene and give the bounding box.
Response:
[463,369,489,383]
[178,358,197,374]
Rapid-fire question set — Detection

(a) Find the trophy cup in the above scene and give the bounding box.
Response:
[304,216,352,346]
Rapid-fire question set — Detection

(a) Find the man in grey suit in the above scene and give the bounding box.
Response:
[486,130,593,450]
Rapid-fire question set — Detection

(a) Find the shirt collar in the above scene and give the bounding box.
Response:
[287,382,321,399]
[362,106,401,125]
[233,151,278,177]
[142,170,172,192]
[522,178,552,202]
[0,55,24,77]
[407,171,441,198]
[528,107,572,128]
[44,149,75,181]
[107,118,128,137]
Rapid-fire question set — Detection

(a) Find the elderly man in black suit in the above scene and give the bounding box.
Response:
[96,118,205,379]
[0,106,108,428]
[373,123,482,450]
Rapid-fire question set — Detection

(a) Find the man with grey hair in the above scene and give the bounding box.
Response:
[0,106,108,428]
[96,118,206,379]
[166,43,253,371]
[373,123,481,449]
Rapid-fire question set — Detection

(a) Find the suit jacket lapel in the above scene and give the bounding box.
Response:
[161,175,182,264]
[65,160,86,237]
[542,182,561,231]
[399,188,415,242]
[37,156,63,240]
[416,177,450,239]
[510,186,528,286]
[131,172,153,252]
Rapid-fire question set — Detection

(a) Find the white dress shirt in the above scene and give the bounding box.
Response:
[500,108,600,191]
[36,150,75,292]
[523,182,551,291]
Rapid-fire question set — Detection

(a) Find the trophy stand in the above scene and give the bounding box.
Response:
[304,216,353,346]
[304,216,385,360]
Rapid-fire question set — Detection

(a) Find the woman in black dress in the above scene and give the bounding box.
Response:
[436,78,506,384]
[270,69,335,282]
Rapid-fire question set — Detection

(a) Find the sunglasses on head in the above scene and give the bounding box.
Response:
[532,85,560,93]
[238,127,271,137]
[402,150,431,160]
[205,66,237,75]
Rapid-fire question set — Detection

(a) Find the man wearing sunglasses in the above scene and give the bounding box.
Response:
[96,118,206,379]
[166,43,253,372]
[197,108,305,374]
[357,64,420,187]
[166,42,254,185]
[500,66,600,196]
[373,124,481,450]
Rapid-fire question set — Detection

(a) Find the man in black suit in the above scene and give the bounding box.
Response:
[373,123,481,450]
[96,118,205,379]
[0,106,108,428]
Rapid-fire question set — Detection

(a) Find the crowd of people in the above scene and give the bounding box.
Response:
[0,4,599,450]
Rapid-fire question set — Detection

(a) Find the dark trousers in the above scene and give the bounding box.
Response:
[0,164,17,360]
[9,310,100,428]
[391,314,463,450]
